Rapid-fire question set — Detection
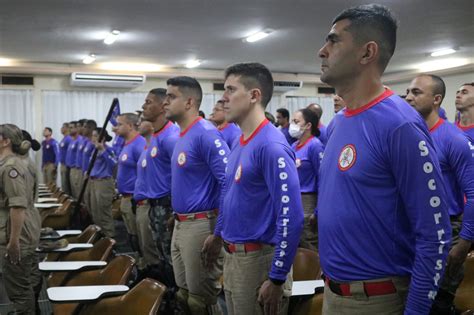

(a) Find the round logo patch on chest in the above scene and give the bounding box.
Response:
[8,169,18,179]
[121,154,128,162]
[177,152,186,166]
[338,144,357,171]
[46,145,50,149]
[234,164,242,182]
[295,158,302,168]
[150,147,158,158]
[141,159,147,168]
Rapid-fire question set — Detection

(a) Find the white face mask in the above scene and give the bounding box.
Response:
[289,123,304,139]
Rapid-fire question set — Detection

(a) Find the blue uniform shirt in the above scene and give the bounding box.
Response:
[81,139,94,172]
[112,135,125,157]
[317,123,328,146]
[457,122,474,142]
[144,121,179,199]
[65,136,82,168]
[171,117,229,213]
[90,146,116,179]
[218,123,240,150]
[42,138,60,167]
[117,134,146,194]
[280,125,296,145]
[217,119,304,281]
[75,137,87,169]
[133,148,149,202]
[59,135,71,165]
[291,136,324,194]
[430,118,474,241]
[318,89,451,314]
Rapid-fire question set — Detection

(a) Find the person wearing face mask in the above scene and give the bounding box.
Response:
[290,108,324,251]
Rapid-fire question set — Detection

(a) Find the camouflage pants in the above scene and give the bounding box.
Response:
[148,198,173,265]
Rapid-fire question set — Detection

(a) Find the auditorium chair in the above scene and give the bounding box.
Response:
[52,255,135,315]
[41,198,74,229]
[47,237,116,287]
[454,251,474,311]
[293,248,321,281]
[79,278,166,315]
[291,292,324,315]
[44,225,102,262]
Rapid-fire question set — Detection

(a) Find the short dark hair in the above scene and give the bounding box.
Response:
[198,110,206,119]
[462,82,474,86]
[419,74,446,102]
[69,121,78,125]
[119,113,139,127]
[62,122,69,127]
[333,4,398,72]
[298,108,321,137]
[224,62,274,108]
[276,108,290,120]
[149,88,167,100]
[45,127,52,133]
[166,76,203,108]
[85,119,97,129]
[307,103,323,120]
[78,119,87,125]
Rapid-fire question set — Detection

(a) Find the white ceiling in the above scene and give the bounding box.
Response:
[0,0,473,78]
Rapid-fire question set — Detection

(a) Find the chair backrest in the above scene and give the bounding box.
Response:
[291,293,323,315]
[47,238,116,287]
[58,194,69,203]
[79,278,167,315]
[293,248,321,281]
[64,255,135,286]
[72,225,102,243]
[454,251,474,311]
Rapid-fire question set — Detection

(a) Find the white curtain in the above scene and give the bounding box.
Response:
[285,96,334,125]
[0,89,35,131]
[42,90,148,138]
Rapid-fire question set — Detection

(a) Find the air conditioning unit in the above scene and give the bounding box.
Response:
[273,80,303,92]
[70,73,146,88]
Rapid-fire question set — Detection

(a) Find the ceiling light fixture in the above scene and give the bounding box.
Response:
[430,48,457,57]
[185,59,202,68]
[244,29,274,43]
[99,62,163,72]
[104,30,120,45]
[416,58,470,72]
[0,58,13,66]
[82,54,96,64]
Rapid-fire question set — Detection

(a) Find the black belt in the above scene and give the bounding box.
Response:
[149,195,171,207]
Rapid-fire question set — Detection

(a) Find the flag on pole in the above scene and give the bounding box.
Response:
[110,100,121,126]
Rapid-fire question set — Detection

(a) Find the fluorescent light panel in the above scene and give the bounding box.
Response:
[99,62,162,72]
[82,54,96,64]
[431,48,457,57]
[185,59,201,68]
[416,58,469,72]
[104,30,120,45]
[245,29,273,43]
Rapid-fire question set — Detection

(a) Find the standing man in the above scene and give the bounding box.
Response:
[59,122,72,195]
[333,94,346,114]
[133,114,161,271]
[275,108,295,145]
[455,82,474,141]
[306,103,328,145]
[211,100,241,150]
[116,113,146,256]
[81,120,97,213]
[203,63,304,314]
[65,121,81,199]
[164,77,229,314]
[317,5,450,314]
[41,127,59,185]
[406,74,474,314]
[141,88,180,287]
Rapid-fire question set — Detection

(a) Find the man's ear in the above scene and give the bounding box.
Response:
[360,41,379,65]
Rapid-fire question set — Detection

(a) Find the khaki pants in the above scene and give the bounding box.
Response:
[0,247,42,315]
[171,217,223,312]
[136,203,161,267]
[300,193,318,251]
[224,245,292,315]
[322,277,410,315]
[89,177,115,238]
[120,197,137,235]
[60,164,71,195]
[69,168,82,199]
[42,163,57,186]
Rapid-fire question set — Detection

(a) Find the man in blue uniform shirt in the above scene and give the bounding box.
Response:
[41,127,59,185]
[164,77,229,314]
[212,100,240,150]
[59,122,72,194]
[65,121,82,199]
[406,74,474,314]
[203,63,304,315]
[455,83,474,142]
[316,5,451,314]
[275,108,295,145]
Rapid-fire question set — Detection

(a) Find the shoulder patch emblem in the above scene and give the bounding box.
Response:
[121,153,128,162]
[177,152,186,166]
[338,144,357,171]
[8,169,19,179]
[151,147,158,158]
